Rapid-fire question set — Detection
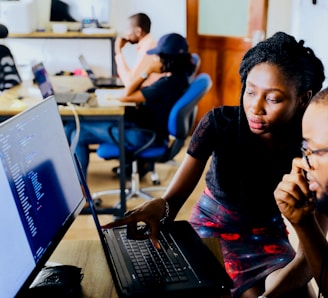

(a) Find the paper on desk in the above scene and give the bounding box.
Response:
[95,89,136,107]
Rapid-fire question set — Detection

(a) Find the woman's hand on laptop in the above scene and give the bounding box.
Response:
[101,198,168,249]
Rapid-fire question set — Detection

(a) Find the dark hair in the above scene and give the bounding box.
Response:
[311,86,328,106]
[239,31,325,98]
[129,13,151,34]
[159,53,196,75]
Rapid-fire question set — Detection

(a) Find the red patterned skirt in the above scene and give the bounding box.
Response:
[189,189,295,298]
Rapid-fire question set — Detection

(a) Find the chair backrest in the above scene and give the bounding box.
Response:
[0,45,22,91]
[189,53,201,82]
[164,72,212,160]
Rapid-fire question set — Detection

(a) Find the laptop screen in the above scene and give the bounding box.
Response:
[32,62,55,98]
[0,97,85,297]
[78,54,97,82]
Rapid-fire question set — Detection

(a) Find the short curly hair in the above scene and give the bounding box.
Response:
[239,31,325,98]
[130,13,151,34]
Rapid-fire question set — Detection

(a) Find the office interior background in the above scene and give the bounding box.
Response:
[0,0,327,87]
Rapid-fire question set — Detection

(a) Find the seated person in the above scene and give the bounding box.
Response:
[115,12,161,88]
[65,33,196,179]
[102,32,325,297]
[274,87,328,298]
[0,24,21,91]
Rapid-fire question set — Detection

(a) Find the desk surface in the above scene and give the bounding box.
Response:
[0,77,125,117]
[49,239,232,298]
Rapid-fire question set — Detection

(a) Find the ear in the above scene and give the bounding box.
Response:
[299,90,313,109]
[135,26,142,38]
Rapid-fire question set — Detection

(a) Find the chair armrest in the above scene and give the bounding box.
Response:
[108,125,157,156]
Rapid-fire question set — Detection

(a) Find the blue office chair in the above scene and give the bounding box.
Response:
[92,73,212,204]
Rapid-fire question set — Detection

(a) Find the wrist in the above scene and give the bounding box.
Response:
[140,71,148,80]
[160,199,170,224]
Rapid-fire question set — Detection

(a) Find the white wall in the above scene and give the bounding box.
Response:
[267,0,328,86]
[2,0,328,87]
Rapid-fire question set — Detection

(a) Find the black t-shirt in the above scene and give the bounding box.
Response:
[125,73,189,143]
[187,106,302,223]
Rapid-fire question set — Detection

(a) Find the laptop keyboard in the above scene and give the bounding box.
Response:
[119,230,189,286]
[55,93,89,104]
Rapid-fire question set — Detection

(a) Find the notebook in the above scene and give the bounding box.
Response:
[79,54,124,88]
[31,62,90,105]
[0,97,86,298]
[74,154,233,298]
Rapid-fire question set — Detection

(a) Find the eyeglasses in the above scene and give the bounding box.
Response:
[301,140,328,169]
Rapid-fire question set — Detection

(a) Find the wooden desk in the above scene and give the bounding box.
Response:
[9,31,118,76]
[49,239,232,298]
[0,77,128,217]
[0,77,125,119]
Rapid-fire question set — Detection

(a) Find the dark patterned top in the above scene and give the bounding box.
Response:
[187,106,302,224]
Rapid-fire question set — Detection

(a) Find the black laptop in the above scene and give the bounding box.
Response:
[0,97,86,298]
[32,62,90,105]
[79,54,124,88]
[74,154,233,298]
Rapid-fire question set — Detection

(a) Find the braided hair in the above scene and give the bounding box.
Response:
[239,31,325,99]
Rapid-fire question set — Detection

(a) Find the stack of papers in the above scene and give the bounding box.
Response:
[95,89,136,107]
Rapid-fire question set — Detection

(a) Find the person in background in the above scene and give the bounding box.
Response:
[115,12,161,88]
[274,87,328,298]
[102,32,325,297]
[67,33,195,179]
[0,24,21,91]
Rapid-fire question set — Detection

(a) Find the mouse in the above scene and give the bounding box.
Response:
[86,87,96,93]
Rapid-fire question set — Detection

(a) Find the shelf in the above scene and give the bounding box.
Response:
[9,30,116,39]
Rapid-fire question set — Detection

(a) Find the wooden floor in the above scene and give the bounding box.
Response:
[64,137,204,240]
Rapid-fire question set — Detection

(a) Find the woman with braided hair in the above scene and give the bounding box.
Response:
[103,32,326,297]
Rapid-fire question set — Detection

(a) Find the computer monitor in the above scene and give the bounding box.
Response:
[0,97,85,297]
[49,0,111,30]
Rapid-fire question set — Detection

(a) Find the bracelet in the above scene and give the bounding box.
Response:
[160,200,170,224]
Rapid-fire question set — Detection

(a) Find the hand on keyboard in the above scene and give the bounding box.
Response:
[102,198,168,250]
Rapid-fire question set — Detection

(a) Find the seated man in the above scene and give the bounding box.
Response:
[66,33,196,179]
[115,12,161,88]
[274,87,328,297]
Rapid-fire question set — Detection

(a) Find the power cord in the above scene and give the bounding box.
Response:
[66,102,80,154]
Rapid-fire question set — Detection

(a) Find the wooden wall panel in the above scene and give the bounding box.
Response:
[194,36,252,122]
[186,0,268,125]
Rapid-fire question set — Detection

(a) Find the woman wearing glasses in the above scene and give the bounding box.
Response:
[104,32,325,297]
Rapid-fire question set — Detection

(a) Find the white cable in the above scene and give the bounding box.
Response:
[66,102,80,154]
